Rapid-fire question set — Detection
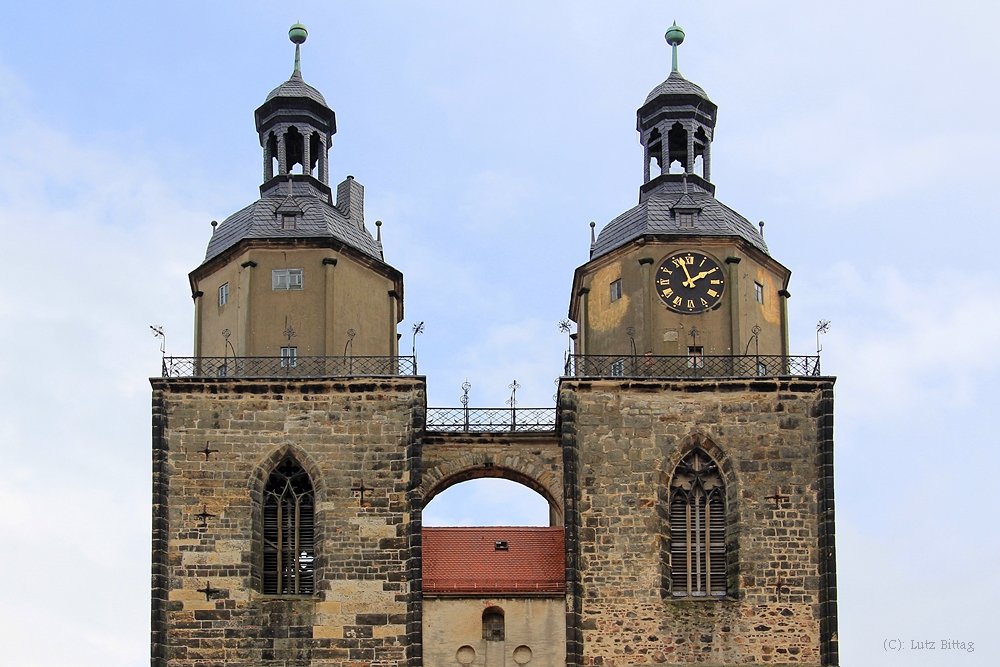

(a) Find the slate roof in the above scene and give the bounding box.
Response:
[265,70,329,107]
[644,70,710,104]
[201,191,382,265]
[591,180,768,258]
[422,527,565,595]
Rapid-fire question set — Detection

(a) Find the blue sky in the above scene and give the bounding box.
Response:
[0,2,998,665]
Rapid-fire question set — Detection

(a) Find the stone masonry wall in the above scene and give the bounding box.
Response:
[151,377,425,667]
[560,378,837,667]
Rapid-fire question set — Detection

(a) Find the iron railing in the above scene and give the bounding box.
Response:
[565,354,821,379]
[426,407,557,432]
[162,355,417,378]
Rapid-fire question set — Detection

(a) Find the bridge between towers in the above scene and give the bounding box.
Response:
[419,412,563,526]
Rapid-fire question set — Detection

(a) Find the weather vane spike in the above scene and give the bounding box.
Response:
[665,21,685,72]
[289,23,308,75]
[150,325,165,356]
[816,319,831,356]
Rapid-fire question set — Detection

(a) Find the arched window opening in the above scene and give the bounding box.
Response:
[263,456,315,594]
[284,127,305,174]
[309,132,322,177]
[267,132,279,180]
[423,478,554,527]
[667,122,688,174]
[483,608,505,642]
[694,128,709,179]
[647,128,663,179]
[669,449,725,597]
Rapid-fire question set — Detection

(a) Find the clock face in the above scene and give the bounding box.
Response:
[655,251,725,314]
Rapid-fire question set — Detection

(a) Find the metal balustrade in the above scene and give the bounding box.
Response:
[161,355,417,378]
[426,407,557,432]
[564,354,821,379]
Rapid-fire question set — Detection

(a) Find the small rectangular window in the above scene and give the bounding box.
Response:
[280,346,298,367]
[219,282,229,306]
[281,214,296,230]
[610,279,622,302]
[678,212,695,228]
[754,281,764,304]
[687,346,704,369]
[272,269,304,290]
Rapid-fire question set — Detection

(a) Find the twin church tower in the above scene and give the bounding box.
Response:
[151,24,838,667]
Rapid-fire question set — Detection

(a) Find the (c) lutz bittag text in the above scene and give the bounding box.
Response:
[884,639,975,652]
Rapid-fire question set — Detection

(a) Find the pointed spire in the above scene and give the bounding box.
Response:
[665,22,685,72]
[289,23,308,78]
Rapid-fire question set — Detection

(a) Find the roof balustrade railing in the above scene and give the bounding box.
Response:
[426,407,556,433]
[564,354,821,379]
[161,355,416,378]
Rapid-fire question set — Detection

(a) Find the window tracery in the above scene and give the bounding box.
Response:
[263,456,315,595]
[669,449,726,597]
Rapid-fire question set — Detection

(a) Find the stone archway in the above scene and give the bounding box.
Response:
[420,431,563,525]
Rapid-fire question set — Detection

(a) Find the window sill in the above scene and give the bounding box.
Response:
[253,593,320,601]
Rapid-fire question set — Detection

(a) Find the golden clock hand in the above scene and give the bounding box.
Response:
[687,266,719,286]
[678,261,696,288]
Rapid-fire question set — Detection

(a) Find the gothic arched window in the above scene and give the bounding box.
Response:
[669,449,726,597]
[263,456,315,594]
[482,608,505,642]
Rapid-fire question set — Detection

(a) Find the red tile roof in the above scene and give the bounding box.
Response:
[422,527,566,595]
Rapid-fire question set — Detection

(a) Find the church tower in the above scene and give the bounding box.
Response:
[570,23,789,367]
[152,26,423,667]
[188,23,403,364]
[559,25,838,667]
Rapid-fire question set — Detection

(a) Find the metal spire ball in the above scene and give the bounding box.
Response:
[289,23,308,75]
[289,23,308,45]
[665,21,685,72]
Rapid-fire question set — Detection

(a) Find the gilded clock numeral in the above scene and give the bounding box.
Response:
[710,279,722,285]
[672,296,682,306]
[662,288,674,297]
[700,298,709,307]
[699,257,707,267]
[707,289,718,297]
[686,299,695,309]
[658,279,670,285]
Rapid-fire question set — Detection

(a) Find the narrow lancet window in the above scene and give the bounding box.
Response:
[669,449,725,597]
[263,457,315,594]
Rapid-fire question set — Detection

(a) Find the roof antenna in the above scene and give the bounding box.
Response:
[210,220,218,235]
[289,23,307,77]
[589,221,596,257]
[375,220,382,243]
[665,22,685,73]
[758,220,765,237]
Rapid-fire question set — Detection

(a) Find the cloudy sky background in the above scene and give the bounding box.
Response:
[0,1,997,665]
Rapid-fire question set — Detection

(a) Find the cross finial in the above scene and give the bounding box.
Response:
[665,22,685,72]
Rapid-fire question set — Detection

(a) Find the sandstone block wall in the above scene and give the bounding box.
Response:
[559,378,836,667]
[151,377,425,667]
[423,597,567,667]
